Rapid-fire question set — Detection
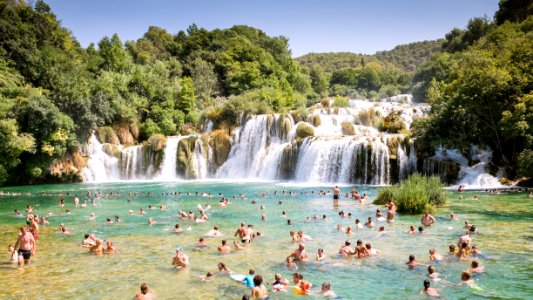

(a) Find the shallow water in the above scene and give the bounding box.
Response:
[0,182,532,299]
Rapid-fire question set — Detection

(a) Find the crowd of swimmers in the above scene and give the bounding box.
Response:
[6,186,531,299]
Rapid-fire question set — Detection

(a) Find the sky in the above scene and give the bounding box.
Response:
[46,0,500,57]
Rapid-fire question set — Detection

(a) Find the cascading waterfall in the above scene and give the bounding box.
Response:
[216,114,294,179]
[156,136,183,180]
[80,95,504,186]
[81,134,120,182]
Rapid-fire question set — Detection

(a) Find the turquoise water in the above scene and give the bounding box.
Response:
[0,181,532,299]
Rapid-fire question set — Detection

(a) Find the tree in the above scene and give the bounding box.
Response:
[98,34,131,72]
[189,57,218,106]
[178,77,196,115]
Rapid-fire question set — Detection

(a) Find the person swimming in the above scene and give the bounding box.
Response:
[420,280,439,297]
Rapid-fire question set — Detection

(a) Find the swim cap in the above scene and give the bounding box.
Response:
[175,246,182,251]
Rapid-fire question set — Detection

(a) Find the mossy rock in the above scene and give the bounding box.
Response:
[387,137,398,159]
[129,122,140,139]
[296,123,315,139]
[147,134,166,152]
[102,144,122,158]
[209,130,231,170]
[113,122,135,146]
[177,136,199,179]
[70,147,87,170]
[96,126,120,145]
[281,118,292,139]
[310,114,321,127]
[341,121,355,136]
[290,111,301,123]
[380,111,406,133]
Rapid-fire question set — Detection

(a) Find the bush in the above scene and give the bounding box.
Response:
[96,126,120,144]
[517,149,533,177]
[379,111,406,133]
[333,95,350,107]
[140,119,161,140]
[296,122,314,139]
[374,174,447,214]
[341,121,355,135]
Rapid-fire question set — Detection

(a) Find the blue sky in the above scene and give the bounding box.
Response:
[47,0,500,57]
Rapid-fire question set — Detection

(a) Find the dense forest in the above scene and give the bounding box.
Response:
[0,0,531,186]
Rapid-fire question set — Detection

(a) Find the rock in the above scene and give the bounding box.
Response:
[296,123,314,139]
[96,126,120,145]
[102,144,122,158]
[147,134,166,152]
[310,114,321,127]
[208,130,231,171]
[113,122,135,146]
[341,121,355,136]
[177,136,199,179]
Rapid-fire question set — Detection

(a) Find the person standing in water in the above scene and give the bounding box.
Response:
[331,186,340,206]
[134,283,156,299]
[13,226,36,267]
[421,210,436,226]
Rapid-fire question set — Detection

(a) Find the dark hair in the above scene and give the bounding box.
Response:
[409,254,415,261]
[423,280,430,289]
[140,283,148,294]
[84,234,89,238]
[253,275,263,286]
[472,261,479,268]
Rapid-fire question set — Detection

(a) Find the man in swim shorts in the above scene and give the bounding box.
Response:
[331,186,340,206]
[13,226,35,267]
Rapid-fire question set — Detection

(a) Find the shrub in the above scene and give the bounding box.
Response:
[341,121,355,135]
[379,111,406,133]
[96,126,120,144]
[296,122,314,139]
[374,173,447,214]
[517,149,533,177]
[140,119,161,140]
[333,95,350,107]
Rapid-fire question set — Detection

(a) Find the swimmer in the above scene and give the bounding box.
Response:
[148,217,155,225]
[140,208,146,215]
[59,224,71,234]
[408,225,416,234]
[355,219,363,229]
[457,242,469,261]
[421,210,436,226]
[457,232,472,248]
[288,244,308,262]
[365,243,380,255]
[321,282,338,298]
[469,261,484,273]
[81,234,96,247]
[134,283,156,300]
[200,271,214,281]
[339,240,355,257]
[355,240,369,258]
[429,249,445,261]
[418,226,425,234]
[420,280,439,297]
[286,256,298,270]
[292,273,310,293]
[406,254,419,269]
[172,246,189,268]
[217,240,231,253]
[346,226,354,235]
[316,248,326,261]
[449,244,458,255]
[364,217,374,228]
[106,241,116,253]
[234,223,249,243]
[217,262,232,274]
[106,218,113,224]
[251,275,268,299]
[272,273,289,291]
[90,239,104,255]
[196,238,208,248]
[459,271,475,287]
[261,214,266,221]
[173,224,182,233]
[427,266,440,279]
[385,200,396,222]
[337,224,343,231]
[450,213,457,220]
[205,226,222,237]
[241,269,256,288]
[114,215,121,223]
[233,240,244,251]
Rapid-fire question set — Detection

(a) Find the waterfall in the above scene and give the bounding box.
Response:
[191,138,208,179]
[216,114,294,179]
[81,134,120,182]
[156,136,183,180]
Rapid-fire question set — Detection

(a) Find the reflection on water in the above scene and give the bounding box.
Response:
[0,182,532,299]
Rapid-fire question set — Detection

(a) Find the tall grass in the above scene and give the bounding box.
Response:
[374,173,447,214]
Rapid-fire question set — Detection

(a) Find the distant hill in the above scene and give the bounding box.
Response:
[297,39,444,73]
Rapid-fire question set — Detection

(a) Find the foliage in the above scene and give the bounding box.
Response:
[333,95,350,107]
[295,123,314,139]
[341,121,355,135]
[517,149,533,177]
[379,111,406,133]
[374,174,447,214]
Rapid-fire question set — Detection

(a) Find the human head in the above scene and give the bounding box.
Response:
[221,240,227,246]
[418,226,424,233]
[365,243,371,249]
[321,282,331,291]
[140,283,149,295]
[429,249,435,255]
[471,261,479,268]
[409,254,415,262]
[428,266,435,274]
[461,271,471,281]
[253,275,263,287]
[249,269,255,275]
[423,280,430,289]
[345,240,351,246]
[357,239,363,246]
[275,273,281,280]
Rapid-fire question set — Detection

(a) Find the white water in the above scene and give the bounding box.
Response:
[155,136,183,180]
[80,95,504,186]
